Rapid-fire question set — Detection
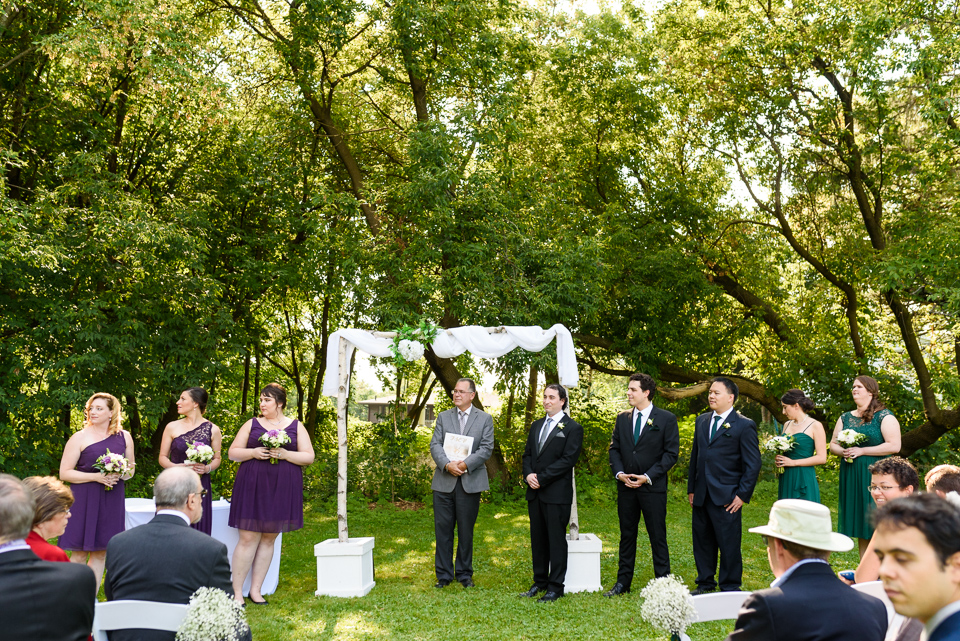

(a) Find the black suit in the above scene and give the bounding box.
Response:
[725,561,887,640]
[609,405,680,584]
[0,548,96,641]
[104,513,236,641]
[521,413,584,594]
[687,409,761,591]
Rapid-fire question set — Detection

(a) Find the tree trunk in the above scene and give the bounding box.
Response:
[124,395,142,442]
[149,398,180,457]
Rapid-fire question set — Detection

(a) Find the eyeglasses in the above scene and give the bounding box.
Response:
[760,535,769,545]
[868,484,899,493]
[452,390,474,395]
[191,489,208,498]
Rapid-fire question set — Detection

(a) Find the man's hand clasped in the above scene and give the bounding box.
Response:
[618,472,647,488]
[445,461,467,477]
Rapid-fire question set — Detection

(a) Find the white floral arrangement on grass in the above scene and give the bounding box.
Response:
[176,587,247,641]
[389,320,440,366]
[640,574,698,640]
[836,428,868,463]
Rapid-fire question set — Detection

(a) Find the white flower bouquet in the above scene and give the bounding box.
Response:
[836,428,868,463]
[259,428,291,464]
[93,449,133,490]
[398,339,424,362]
[186,441,215,466]
[176,587,247,641]
[764,434,795,475]
[640,574,698,640]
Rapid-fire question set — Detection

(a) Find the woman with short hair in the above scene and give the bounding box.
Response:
[23,476,74,562]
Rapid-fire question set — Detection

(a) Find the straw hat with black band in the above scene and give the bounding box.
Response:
[749,499,854,552]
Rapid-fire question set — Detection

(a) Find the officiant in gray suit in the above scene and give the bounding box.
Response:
[429,378,495,588]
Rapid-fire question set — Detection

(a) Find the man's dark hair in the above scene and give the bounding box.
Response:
[712,377,739,403]
[869,456,920,492]
[629,373,657,400]
[925,464,960,495]
[779,538,830,561]
[545,384,569,411]
[874,494,960,566]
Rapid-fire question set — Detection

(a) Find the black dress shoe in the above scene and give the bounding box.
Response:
[603,583,630,597]
[435,579,451,588]
[537,591,562,602]
[249,597,268,605]
[690,587,716,596]
[519,585,544,598]
[460,578,475,588]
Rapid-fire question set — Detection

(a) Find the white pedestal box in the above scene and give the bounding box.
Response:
[564,533,602,593]
[314,537,376,597]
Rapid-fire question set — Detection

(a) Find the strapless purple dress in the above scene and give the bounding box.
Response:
[58,432,127,551]
[228,419,303,533]
[169,422,215,535]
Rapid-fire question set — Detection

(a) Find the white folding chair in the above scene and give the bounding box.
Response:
[91,600,191,641]
[852,580,910,641]
[678,591,752,641]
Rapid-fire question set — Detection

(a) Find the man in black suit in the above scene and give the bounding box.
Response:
[687,377,761,594]
[0,474,96,641]
[520,384,584,602]
[726,499,887,640]
[604,373,679,597]
[104,467,241,641]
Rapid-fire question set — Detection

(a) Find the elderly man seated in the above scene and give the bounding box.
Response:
[725,499,887,641]
[0,474,96,641]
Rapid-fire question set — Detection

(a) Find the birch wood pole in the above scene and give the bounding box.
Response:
[336,336,349,543]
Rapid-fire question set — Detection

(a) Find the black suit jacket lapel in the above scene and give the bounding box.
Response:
[540,415,567,455]
[634,406,659,450]
[708,412,729,445]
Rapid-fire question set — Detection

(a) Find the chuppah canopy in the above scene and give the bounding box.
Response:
[321,324,579,397]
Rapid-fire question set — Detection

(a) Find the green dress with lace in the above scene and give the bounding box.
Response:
[778,423,820,503]
[838,409,892,539]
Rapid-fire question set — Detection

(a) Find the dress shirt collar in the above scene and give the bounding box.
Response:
[156,509,192,525]
[712,408,734,425]
[633,405,653,425]
[545,409,565,424]
[769,558,829,588]
[0,539,30,554]
[458,406,472,417]
[925,599,960,640]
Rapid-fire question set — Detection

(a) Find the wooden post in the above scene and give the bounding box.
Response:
[337,336,349,543]
[569,469,580,541]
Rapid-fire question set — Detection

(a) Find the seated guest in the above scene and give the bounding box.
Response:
[725,499,887,641]
[924,464,960,498]
[23,476,74,562]
[0,474,96,641]
[874,494,960,641]
[839,456,918,585]
[105,467,244,641]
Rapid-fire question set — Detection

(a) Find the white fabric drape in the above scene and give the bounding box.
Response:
[321,324,578,397]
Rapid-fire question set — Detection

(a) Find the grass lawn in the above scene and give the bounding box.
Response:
[244,468,860,640]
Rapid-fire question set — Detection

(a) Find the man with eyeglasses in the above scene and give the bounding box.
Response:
[429,378,494,589]
[839,456,919,586]
[104,467,241,641]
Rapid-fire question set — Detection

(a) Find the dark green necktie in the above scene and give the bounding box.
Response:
[633,413,643,444]
[710,415,722,439]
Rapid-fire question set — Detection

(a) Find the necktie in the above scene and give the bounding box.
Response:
[633,412,643,445]
[459,411,467,435]
[539,419,552,452]
[710,415,722,439]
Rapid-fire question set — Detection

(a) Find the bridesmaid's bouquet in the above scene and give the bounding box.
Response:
[186,441,215,466]
[764,434,795,475]
[259,429,291,464]
[93,449,133,490]
[639,574,698,640]
[836,429,868,463]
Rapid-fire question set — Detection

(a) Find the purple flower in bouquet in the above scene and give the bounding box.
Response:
[259,429,291,464]
[93,449,133,490]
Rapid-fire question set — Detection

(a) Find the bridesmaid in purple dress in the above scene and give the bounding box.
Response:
[228,383,315,605]
[58,392,135,590]
[158,387,222,535]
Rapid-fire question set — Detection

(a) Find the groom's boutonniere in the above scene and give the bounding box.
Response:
[723,422,732,430]
[647,418,658,431]
[558,423,564,431]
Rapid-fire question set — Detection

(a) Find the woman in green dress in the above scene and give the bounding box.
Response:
[829,375,901,557]
[775,389,827,502]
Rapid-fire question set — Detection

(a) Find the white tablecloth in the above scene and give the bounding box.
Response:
[124,498,282,596]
